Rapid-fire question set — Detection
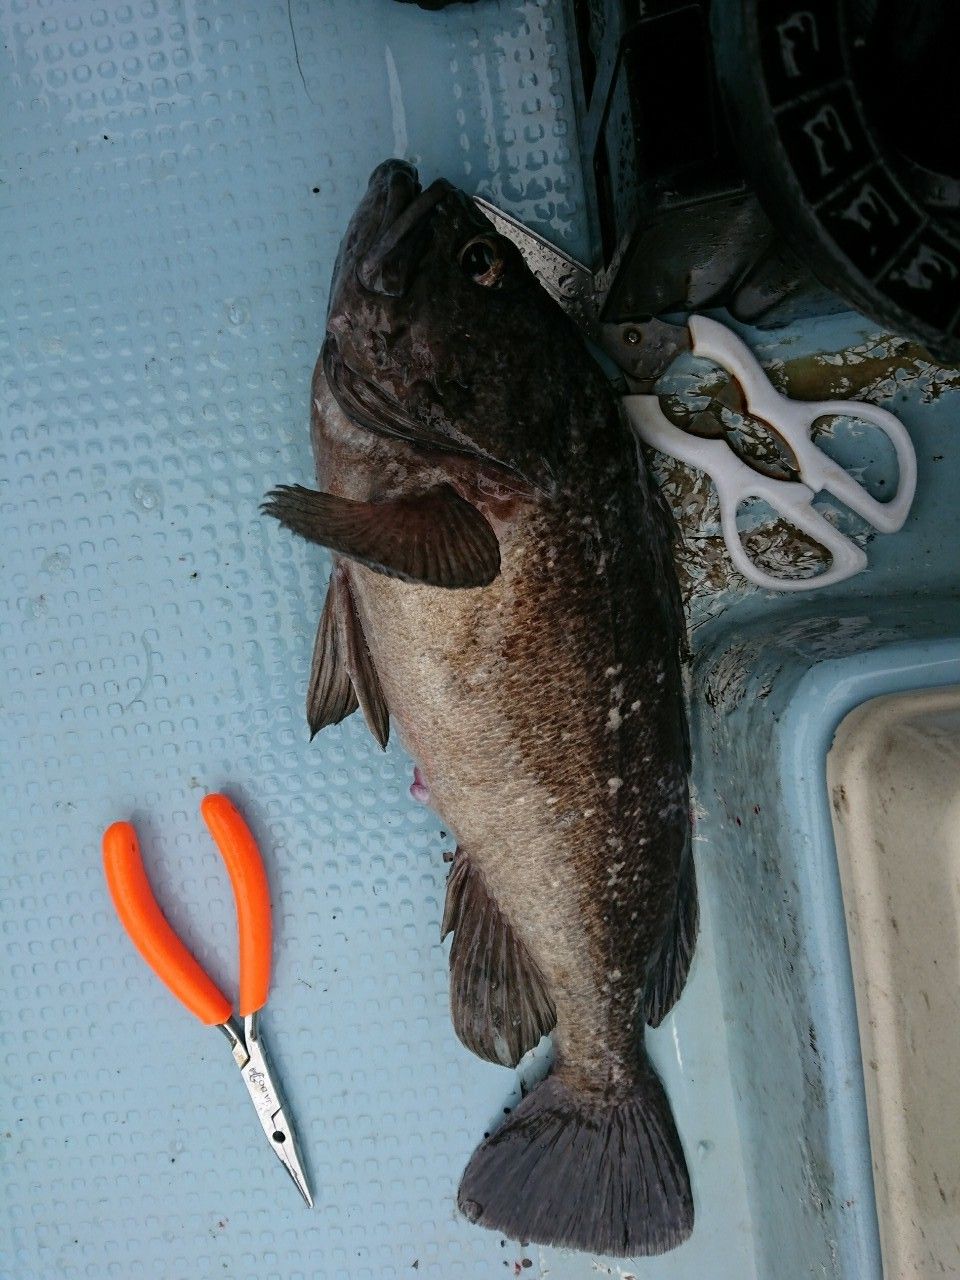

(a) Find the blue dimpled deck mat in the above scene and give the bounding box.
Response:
[0,3,754,1278]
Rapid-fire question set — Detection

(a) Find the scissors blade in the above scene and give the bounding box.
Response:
[472,196,601,336]
[472,197,690,387]
[233,1013,313,1208]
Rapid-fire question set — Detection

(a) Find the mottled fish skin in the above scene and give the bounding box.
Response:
[267,160,696,1254]
[313,364,689,1092]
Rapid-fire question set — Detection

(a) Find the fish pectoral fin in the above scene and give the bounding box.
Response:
[306,563,360,738]
[335,565,390,749]
[442,849,556,1066]
[644,843,698,1027]
[262,483,500,589]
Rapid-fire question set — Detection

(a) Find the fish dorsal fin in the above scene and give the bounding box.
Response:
[442,849,556,1066]
[644,842,698,1027]
[306,563,389,749]
[306,563,359,738]
[262,483,500,589]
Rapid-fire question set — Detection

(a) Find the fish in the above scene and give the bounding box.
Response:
[263,159,698,1257]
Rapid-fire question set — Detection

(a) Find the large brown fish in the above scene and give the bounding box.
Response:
[264,160,697,1256]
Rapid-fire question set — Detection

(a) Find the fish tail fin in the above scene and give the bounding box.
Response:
[457,1054,693,1257]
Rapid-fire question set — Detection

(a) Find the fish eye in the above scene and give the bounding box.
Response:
[458,236,505,287]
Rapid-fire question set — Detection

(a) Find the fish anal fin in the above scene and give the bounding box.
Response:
[334,566,390,749]
[306,565,359,738]
[262,483,500,589]
[645,845,698,1027]
[442,849,556,1066]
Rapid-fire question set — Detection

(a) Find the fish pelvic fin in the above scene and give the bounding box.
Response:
[644,839,699,1027]
[306,563,389,749]
[458,1055,693,1256]
[336,565,390,748]
[442,849,556,1067]
[306,563,360,738]
[261,482,500,589]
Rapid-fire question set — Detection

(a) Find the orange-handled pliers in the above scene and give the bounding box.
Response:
[102,793,312,1207]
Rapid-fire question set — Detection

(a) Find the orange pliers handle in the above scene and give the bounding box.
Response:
[103,794,272,1024]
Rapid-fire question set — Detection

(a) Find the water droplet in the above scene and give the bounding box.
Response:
[225,301,249,326]
[130,480,163,513]
[461,1198,483,1223]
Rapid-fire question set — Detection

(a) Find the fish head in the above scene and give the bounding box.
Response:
[322,159,604,493]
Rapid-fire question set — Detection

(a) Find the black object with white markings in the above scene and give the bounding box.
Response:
[566,0,960,359]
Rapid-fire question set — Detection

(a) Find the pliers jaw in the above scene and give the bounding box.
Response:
[221,1012,314,1208]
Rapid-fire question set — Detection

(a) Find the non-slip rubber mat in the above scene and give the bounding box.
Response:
[0,3,755,1277]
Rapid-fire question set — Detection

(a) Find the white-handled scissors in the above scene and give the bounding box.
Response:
[623,315,917,592]
[475,199,918,592]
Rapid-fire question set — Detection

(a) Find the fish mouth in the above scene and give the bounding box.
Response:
[324,162,472,457]
[365,158,422,235]
[356,174,453,297]
[337,159,455,299]
[323,161,549,496]
[325,159,422,309]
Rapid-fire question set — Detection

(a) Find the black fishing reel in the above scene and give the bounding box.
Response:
[568,0,960,361]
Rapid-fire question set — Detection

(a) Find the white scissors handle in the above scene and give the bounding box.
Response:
[624,395,868,592]
[688,315,917,533]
